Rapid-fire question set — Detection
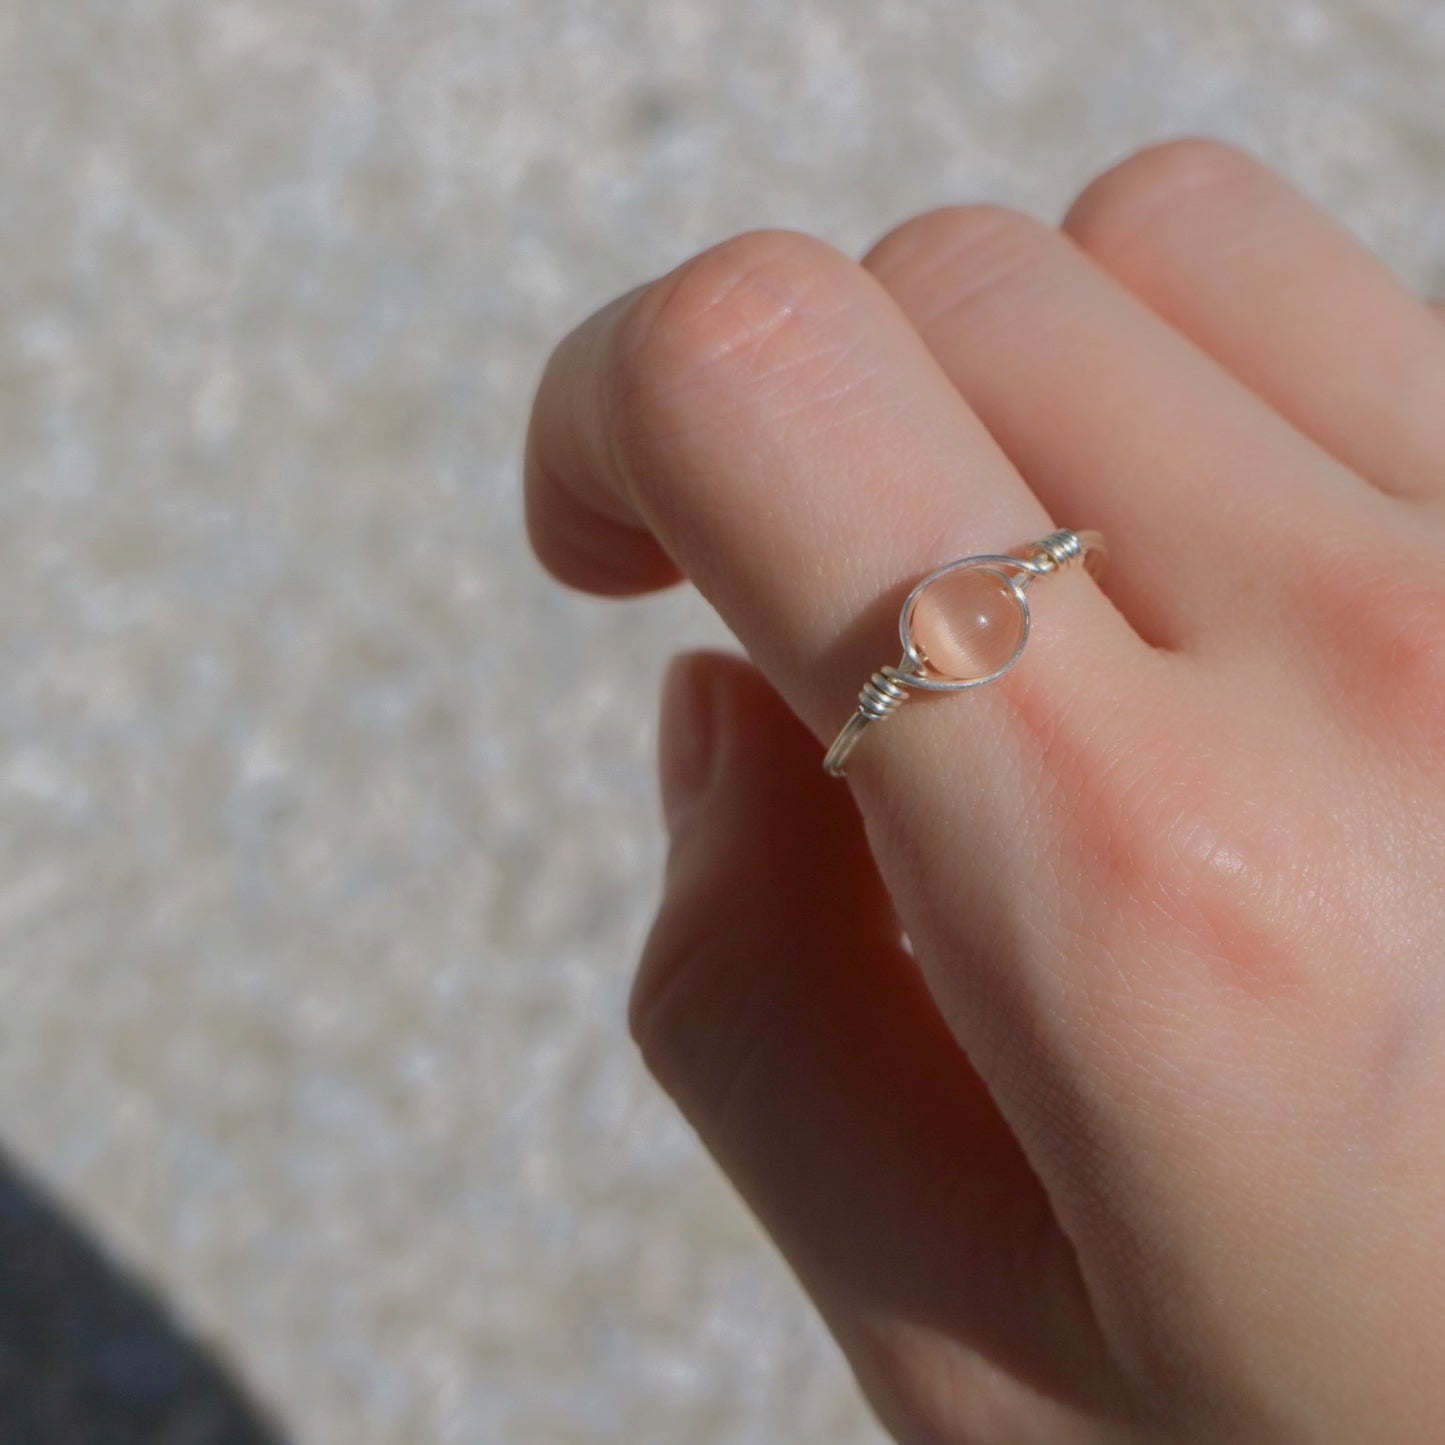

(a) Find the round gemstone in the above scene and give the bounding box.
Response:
[907,567,1025,681]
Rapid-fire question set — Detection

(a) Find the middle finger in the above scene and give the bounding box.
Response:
[862,201,1396,657]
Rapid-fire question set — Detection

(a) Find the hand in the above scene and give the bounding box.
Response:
[523,138,1445,1444]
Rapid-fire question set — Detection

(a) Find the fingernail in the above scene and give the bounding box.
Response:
[658,653,722,833]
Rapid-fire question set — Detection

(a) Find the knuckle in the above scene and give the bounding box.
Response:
[1063,136,1266,257]
[629,908,799,1159]
[1315,542,1445,764]
[863,203,1057,329]
[612,228,854,419]
[851,1319,1075,1445]
[1114,764,1309,982]
[627,859,772,1102]
[627,893,700,1077]
[1372,581,1445,699]
[1027,679,1337,1002]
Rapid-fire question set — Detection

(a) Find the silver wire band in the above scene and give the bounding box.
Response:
[823,528,1105,777]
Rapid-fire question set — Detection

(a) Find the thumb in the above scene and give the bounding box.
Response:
[632,650,1120,1441]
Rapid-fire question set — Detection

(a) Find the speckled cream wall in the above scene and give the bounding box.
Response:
[0,3,1442,1442]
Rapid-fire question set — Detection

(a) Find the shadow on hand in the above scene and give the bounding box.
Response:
[0,1152,287,1444]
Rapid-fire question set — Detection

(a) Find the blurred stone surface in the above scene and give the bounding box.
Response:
[0,1,1441,1441]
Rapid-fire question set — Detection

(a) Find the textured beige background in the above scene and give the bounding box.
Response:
[1,2,1444,1442]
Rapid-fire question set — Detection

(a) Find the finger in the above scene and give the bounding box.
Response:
[639,650,1123,1437]
[524,284,684,597]
[525,474,683,597]
[1061,138,1445,503]
[861,192,1392,661]
[525,229,1178,1306]
[524,228,1143,759]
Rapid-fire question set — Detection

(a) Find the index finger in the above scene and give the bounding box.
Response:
[523,228,1140,763]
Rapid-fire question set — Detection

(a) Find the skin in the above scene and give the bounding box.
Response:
[522,138,1445,1443]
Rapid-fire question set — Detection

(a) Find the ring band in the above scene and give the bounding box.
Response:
[823,528,1106,777]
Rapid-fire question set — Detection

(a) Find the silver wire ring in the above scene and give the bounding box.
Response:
[822,528,1105,777]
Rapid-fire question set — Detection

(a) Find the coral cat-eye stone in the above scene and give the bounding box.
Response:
[906,566,1026,682]
[824,530,1101,778]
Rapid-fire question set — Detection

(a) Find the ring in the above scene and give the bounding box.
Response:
[822,528,1106,777]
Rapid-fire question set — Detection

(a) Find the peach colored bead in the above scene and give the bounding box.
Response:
[908,568,1024,681]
